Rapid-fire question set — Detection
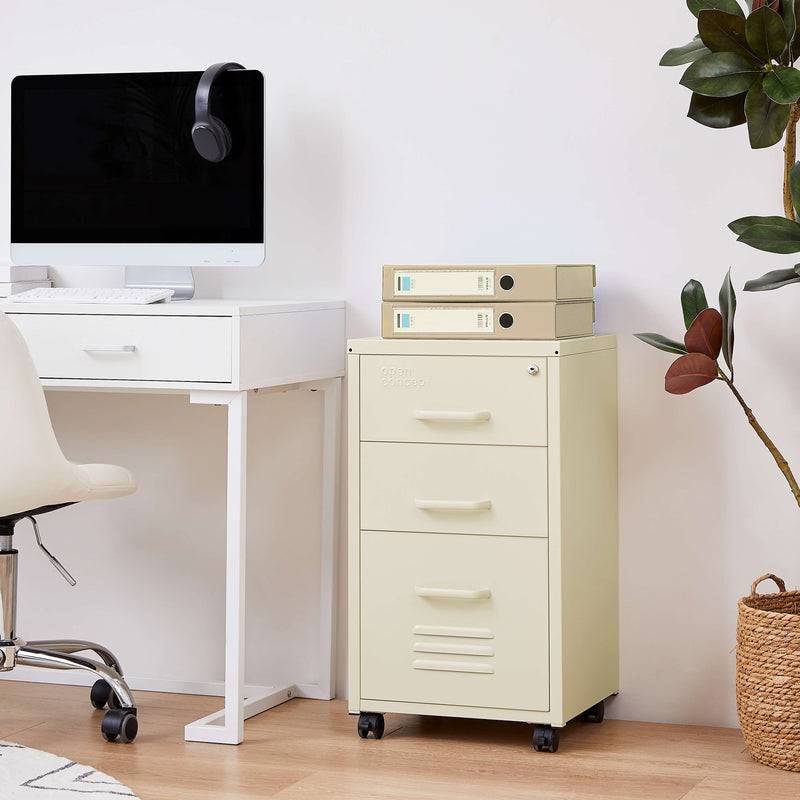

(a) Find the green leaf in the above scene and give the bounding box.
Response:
[634,333,689,355]
[746,6,787,61]
[763,66,800,102]
[664,353,719,394]
[681,279,709,329]
[743,266,800,289]
[745,78,792,147]
[735,215,800,251]
[661,37,713,66]
[728,214,767,233]
[681,52,762,96]
[790,0,800,61]
[688,91,748,126]
[719,269,736,372]
[781,0,798,62]
[790,161,800,216]
[698,10,758,60]
[688,0,745,18]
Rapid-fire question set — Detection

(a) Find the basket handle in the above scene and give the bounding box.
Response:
[750,574,787,596]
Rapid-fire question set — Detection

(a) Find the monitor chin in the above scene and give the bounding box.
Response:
[11,243,266,269]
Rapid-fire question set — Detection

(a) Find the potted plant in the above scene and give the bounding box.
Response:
[637,0,800,772]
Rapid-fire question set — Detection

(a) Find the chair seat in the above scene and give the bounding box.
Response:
[0,461,137,519]
[74,463,138,501]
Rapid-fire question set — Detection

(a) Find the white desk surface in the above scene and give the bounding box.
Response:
[1,297,343,316]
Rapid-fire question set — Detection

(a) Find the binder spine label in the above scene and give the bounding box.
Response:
[393,307,495,334]
[394,270,494,297]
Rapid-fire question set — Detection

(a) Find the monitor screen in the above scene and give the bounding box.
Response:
[10,69,264,271]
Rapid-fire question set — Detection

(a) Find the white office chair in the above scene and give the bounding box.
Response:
[0,310,139,742]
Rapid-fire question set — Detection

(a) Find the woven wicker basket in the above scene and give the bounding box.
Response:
[737,574,800,771]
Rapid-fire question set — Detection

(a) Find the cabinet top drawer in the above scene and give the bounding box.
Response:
[357,355,547,446]
[9,313,232,383]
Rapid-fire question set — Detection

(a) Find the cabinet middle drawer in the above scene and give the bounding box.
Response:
[360,442,548,537]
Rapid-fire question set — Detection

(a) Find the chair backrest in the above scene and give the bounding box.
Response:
[0,311,76,517]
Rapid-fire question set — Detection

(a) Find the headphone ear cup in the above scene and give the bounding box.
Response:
[191,116,232,163]
[210,115,232,159]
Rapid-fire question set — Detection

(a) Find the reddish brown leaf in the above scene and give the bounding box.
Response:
[684,307,723,360]
[752,0,781,11]
[665,353,718,395]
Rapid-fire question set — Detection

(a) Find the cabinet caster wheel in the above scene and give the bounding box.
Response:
[357,712,385,739]
[580,700,604,723]
[532,725,559,753]
[90,679,122,710]
[101,708,138,743]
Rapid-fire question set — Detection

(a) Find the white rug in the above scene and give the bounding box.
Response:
[0,740,139,798]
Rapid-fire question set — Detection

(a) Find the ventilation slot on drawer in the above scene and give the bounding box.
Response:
[413,642,494,657]
[412,659,494,675]
[412,625,494,639]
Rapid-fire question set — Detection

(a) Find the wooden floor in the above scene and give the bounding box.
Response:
[0,682,799,799]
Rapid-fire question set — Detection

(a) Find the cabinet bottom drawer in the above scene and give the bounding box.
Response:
[359,531,549,712]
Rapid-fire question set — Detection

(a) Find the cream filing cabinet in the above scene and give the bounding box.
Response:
[347,335,618,752]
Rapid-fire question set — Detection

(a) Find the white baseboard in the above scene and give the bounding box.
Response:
[0,666,225,697]
[0,667,336,701]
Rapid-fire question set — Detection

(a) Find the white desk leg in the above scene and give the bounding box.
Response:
[184,383,340,743]
[184,391,252,744]
[294,377,341,701]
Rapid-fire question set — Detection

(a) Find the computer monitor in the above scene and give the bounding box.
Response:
[10,69,265,299]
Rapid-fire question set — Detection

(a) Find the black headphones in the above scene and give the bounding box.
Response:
[191,62,244,162]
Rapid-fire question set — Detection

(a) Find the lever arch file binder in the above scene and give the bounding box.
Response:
[381,300,595,339]
[382,264,596,302]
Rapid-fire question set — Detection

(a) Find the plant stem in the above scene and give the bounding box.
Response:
[783,103,800,221]
[718,371,800,508]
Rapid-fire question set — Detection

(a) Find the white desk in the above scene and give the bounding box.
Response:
[0,298,345,744]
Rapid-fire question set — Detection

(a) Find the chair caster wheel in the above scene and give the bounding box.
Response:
[101,708,138,743]
[532,725,559,752]
[580,700,605,723]
[90,680,110,709]
[90,679,122,710]
[357,712,384,739]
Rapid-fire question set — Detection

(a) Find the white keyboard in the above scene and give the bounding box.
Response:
[9,287,175,305]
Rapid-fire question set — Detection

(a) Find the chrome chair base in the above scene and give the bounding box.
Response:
[0,512,138,742]
[15,640,135,708]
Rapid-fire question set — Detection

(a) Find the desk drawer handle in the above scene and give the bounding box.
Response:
[415,498,491,511]
[415,409,490,421]
[80,344,137,353]
[416,586,491,600]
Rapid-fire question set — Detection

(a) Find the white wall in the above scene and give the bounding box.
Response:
[2,0,799,729]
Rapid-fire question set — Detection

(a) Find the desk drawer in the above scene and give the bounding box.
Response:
[360,442,548,537]
[360,531,550,711]
[359,355,547,445]
[9,313,233,383]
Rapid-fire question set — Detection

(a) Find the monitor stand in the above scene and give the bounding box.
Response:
[124,266,195,300]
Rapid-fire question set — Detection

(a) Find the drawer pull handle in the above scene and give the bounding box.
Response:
[414,409,491,422]
[80,344,137,353]
[415,586,491,600]
[415,498,491,511]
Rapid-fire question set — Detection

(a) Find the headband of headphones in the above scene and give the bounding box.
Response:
[192,62,245,162]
